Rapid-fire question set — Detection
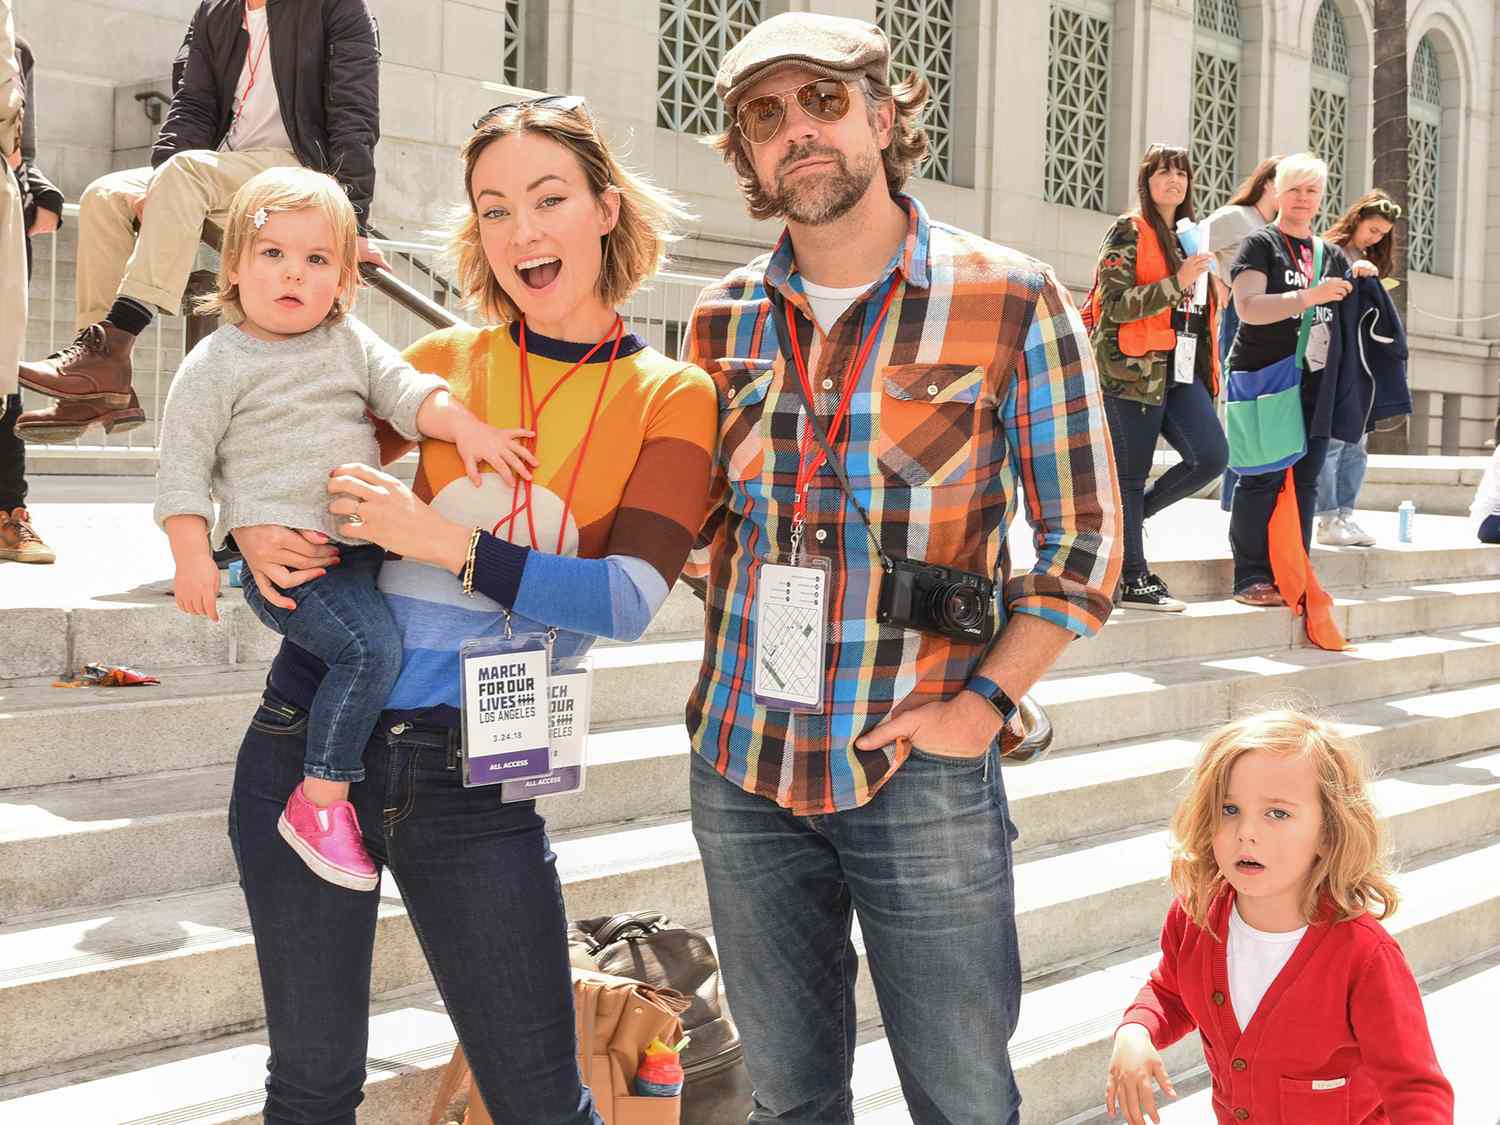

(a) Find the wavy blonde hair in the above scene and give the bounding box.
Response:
[451,100,692,324]
[199,166,359,325]
[710,73,932,221]
[1169,709,1398,930]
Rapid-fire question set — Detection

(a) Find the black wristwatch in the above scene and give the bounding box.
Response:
[965,675,1019,725]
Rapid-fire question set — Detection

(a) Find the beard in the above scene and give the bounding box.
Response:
[767,143,881,225]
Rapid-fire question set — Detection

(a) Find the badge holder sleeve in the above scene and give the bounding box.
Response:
[501,654,593,803]
[751,553,831,713]
[459,621,553,788]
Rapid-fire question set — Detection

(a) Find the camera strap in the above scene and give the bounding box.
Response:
[771,293,893,572]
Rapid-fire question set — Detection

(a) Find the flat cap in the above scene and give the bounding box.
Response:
[715,12,890,111]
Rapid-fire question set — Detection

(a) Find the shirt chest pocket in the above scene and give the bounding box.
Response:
[876,363,986,488]
[1278,1075,1349,1122]
[718,359,775,483]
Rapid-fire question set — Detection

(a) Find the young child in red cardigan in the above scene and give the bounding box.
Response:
[1105,710,1453,1124]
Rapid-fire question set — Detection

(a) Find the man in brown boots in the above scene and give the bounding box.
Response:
[14,0,385,444]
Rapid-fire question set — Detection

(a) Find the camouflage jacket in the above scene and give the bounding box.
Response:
[1089,215,1214,407]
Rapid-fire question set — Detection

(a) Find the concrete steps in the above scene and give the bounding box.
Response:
[2,483,1496,1122]
[4,832,1496,1125]
[3,728,1498,1082]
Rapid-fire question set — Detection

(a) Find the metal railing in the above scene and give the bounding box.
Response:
[21,205,715,455]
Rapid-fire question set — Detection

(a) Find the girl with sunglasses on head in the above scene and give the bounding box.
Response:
[225,98,717,1124]
[1087,143,1229,611]
[1311,190,1403,547]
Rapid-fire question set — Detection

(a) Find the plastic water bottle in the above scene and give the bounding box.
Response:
[635,1037,686,1098]
[1397,500,1416,544]
[227,560,245,588]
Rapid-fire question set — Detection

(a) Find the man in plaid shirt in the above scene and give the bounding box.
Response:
[685,13,1121,1122]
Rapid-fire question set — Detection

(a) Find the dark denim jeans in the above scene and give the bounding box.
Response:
[690,747,1022,1125]
[0,394,26,511]
[1103,381,1229,580]
[228,697,602,1125]
[1229,435,1331,592]
[240,544,401,782]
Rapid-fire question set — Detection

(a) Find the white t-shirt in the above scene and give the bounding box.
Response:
[800,279,873,334]
[1227,902,1307,1026]
[1207,204,1269,281]
[222,6,294,154]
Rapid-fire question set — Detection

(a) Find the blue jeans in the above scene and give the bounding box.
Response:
[241,544,401,782]
[689,747,1022,1125]
[1103,382,1229,581]
[1229,436,1331,592]
[1314,435,1369,517]
[228,696,602,1125]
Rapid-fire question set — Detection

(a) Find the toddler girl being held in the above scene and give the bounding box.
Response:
[155,167,534,892]
[1106,710,1452,1124]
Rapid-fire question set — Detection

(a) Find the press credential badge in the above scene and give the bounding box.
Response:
[502,662,592,802]
[460,635,552,787]
[752,558,828,712]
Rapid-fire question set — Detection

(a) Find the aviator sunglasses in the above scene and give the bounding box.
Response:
[736,79,854,145]
[473,94,587,131]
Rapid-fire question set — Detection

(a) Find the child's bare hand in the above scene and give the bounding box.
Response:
[1106,1023,1176,1124]
[174,554,222,623]
[452,420,537,488]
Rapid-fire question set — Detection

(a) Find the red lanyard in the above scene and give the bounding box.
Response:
[784,281,900,532]
[492,316,623,554]
[1280,231,1315,286]
[231,5,273,135]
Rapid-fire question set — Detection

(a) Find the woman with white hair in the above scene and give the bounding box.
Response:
[1224,153,1377,609]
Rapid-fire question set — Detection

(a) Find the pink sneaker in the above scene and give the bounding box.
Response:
[277,782,379,892]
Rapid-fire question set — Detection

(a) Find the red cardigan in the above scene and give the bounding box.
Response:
[1121,889,1453,1124]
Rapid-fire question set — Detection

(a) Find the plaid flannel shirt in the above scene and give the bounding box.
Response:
[684,195,1121,814]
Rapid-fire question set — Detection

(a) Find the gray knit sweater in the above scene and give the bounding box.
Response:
[154,317,447,548]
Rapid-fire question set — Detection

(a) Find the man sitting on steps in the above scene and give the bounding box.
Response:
[13,0,387,443]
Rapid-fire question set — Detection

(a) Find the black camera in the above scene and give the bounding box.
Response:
[877,558,996,644]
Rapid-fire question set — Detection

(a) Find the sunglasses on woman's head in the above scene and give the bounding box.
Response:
[1368,198,1403,220]
[736,79,854,145]
[473,94,587,131]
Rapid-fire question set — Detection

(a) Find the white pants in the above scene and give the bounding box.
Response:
[74,147,299,330]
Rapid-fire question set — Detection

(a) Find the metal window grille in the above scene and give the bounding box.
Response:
[1045,2,1112,211]
[502,0,525,87]
[1408,37,1442,273]
[1190,0,1242,214]
[657,0,764,135]
[877,0,955,183]
[1309,0,1350,229]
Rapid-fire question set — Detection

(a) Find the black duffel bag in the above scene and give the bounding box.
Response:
[570,912,753,1124]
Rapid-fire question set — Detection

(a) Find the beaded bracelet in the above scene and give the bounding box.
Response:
[460,527,482,596]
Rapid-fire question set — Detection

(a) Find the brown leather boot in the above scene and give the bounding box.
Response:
[15,389,146,444]
[0,507,57,564]
[17,322,136,403]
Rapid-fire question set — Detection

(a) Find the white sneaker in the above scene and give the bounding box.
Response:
[1316,516,1360,546]
[1340,515,1376,546]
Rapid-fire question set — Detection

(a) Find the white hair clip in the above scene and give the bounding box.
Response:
[253,208,269,229]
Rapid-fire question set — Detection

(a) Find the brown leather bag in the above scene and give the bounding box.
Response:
[570,914,753,1125]
[428,969,689,1125]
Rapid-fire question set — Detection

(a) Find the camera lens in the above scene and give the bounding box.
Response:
[930,582,985,632]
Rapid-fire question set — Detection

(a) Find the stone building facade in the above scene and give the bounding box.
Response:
[15,0,1499,450]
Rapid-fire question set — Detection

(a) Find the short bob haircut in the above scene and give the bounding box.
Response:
[709,72,932,222]
[200,166,360,325]
[1274,151,1329,196]
[1168,709,1398,931]
[453,99,692,324]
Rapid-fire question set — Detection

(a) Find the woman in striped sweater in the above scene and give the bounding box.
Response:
[227,99,717,1124]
